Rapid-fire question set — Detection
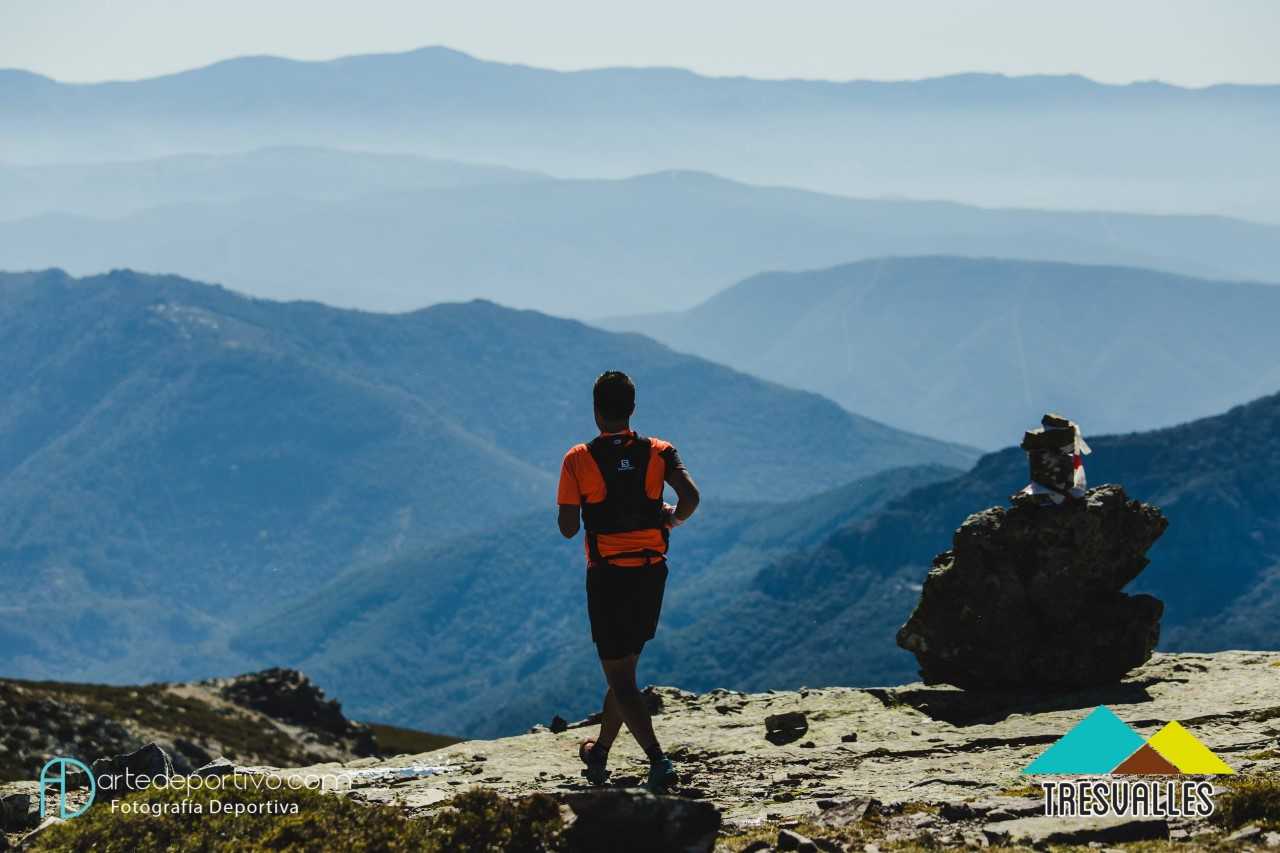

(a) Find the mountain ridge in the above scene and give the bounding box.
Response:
[0,146,546,220]
[5,45,1276,219]
[11,45,1280,96]
[604,255,1280,447]
[228,387,1280,737]
[662,387,1280,696]
[4,174,1278,316]
[0,268,970,689]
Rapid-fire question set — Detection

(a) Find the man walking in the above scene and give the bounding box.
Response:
[557,371,700,793]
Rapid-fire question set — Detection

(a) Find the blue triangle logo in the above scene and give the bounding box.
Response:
[1024,706,1145,775]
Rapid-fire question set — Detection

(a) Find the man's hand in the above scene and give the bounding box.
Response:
[664,466,700,525]
[558,504,581,539]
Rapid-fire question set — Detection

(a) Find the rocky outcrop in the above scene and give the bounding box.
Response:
[0,793,34,833]
[91,743,174,802]
[764,711,809,746]
[983,814,1170,846]
[0,669,382,785]
[896,484,1167,688]
[559,789,720,853]
[0,682,139,783]
[213,668,375,756]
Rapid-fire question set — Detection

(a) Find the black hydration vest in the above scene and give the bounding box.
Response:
[581,433,668,566]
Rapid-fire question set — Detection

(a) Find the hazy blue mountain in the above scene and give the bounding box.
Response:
[3,48,1278,220]
[0,268,971,685]
[230,464,962,737]
[0,146,544,220]
[3,174,1279,316]
[232,388,1280,737]
[605,257,1280,448]
[661,389,1280,694]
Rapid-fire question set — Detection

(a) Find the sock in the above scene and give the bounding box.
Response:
[588,743,609,764]
[644,744,666,764]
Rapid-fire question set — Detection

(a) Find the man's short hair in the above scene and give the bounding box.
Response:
[593,371,636,421]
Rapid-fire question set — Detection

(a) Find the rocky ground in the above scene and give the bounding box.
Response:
[4,652,1277,850]
[269,651,1280,849]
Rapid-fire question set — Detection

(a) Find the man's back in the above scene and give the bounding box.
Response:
[558,432,683,567]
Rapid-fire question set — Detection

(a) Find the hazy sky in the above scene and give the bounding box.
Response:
[3,0,1278,86]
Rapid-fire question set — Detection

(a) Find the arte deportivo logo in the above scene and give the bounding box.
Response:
[1023,706,1233,819]
[39,757,97,819]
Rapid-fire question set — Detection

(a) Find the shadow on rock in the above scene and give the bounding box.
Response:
[868,679,1158,726]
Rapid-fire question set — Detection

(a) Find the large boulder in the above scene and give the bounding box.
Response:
[0,792,35,832]
[559,789,721,853]
[90,743,174,801]
[897,484,1167,688]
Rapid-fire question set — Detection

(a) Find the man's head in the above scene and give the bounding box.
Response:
[593,371,636,432]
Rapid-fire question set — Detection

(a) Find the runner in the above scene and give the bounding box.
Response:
[556,370,700,793]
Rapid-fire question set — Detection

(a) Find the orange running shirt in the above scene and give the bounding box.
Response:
[557,432,679,567]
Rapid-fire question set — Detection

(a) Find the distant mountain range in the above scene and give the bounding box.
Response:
[3,171,1279,315]
[4,47,1278,220]
[0,146,544,220]
[605,256,1280,448]
[661,388,1280,695]
[233,388,1280,737]
[0,268,970,685]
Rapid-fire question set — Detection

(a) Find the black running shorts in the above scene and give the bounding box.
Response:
[585,560,668,660]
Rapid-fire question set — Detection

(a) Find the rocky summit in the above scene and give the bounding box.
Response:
[897,484,1168,689]
[268,651,1278,849]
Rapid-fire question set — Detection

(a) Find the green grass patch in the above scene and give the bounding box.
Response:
[366,722,462,757]
[1213,773,1280,830]
[896,802,940,816]
[998,782,1041,798]
[425,788,562,852]
[30,779,561,852]
[718,803,952,853]
[1245,750,1280,761]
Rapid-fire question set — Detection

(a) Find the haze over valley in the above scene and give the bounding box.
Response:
[4,47,1279,221]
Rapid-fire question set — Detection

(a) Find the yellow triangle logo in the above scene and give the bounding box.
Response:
[1146,721,1234,774]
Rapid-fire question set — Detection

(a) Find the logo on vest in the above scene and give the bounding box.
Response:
[618,458,635,472]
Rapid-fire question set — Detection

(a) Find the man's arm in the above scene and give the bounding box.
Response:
[558,504,581,539]
[663,452,700,525]
[556,447,582,538]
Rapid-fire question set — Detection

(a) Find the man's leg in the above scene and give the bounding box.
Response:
[579,685,621,784]
[579,662,635,784]
[600,652,677,792]
[599,653,659,754]
[592,685,625,753]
